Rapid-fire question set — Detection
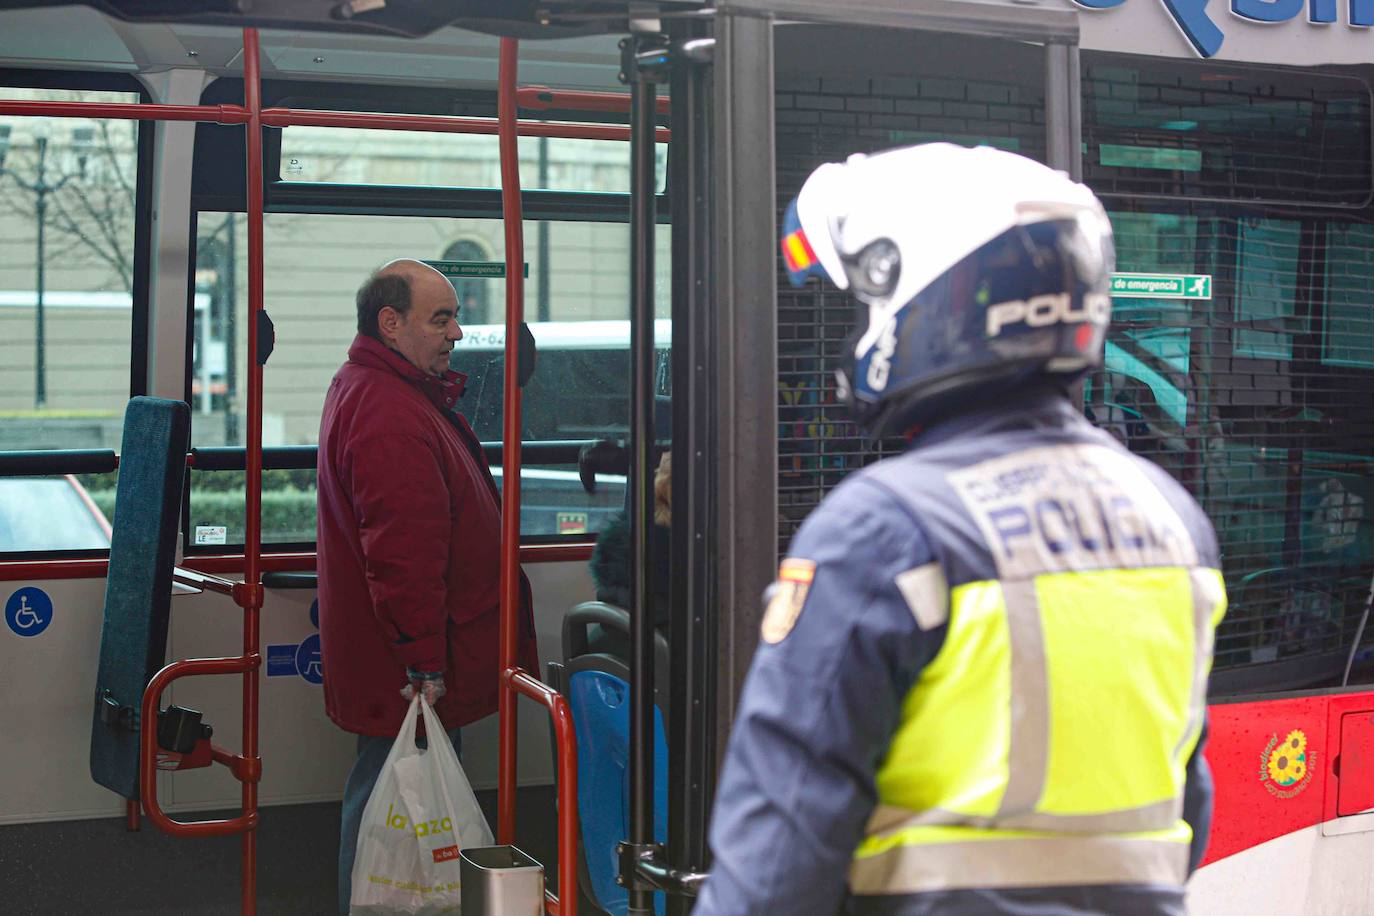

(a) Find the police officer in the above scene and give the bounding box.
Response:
[693,144,1226,916]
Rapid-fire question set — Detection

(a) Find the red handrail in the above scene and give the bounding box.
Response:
[496,31,526,849]
[238,29,266,913]
[131,30,266,916]
[0,544,593,582]
[138,654,262,839]
[494,35,524,851]
[497,36,577,916]
[260,107,669,142]
[0,100,249,123]
[506,668,579,916]
[0,99,668,141]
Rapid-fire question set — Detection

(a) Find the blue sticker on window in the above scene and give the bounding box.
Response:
[267,644,299,677]
[6,587,52,638]
[295,634,323,684]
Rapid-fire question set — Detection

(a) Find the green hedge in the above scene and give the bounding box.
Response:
[87,486,318,544]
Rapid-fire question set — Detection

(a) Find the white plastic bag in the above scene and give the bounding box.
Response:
[350,695,494,915]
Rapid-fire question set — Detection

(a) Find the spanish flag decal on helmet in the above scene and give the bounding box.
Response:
[761,558,816,644]
[782,227,818,274]
[781,198,833,288]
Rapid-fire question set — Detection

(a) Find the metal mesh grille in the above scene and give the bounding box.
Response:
[1084,54,1374,687]
[1087,209,1374,684]
[774,49,1374,690]
[778,285,896,545]
[775,43,1046,550]
[1082,54,1371,206]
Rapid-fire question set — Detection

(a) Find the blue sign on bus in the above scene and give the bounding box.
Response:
[296,634,323,684]
[266,602,323,683]
[267,644,299,677]
[5,587,52,638]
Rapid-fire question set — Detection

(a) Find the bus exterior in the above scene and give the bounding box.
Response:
[0,3,1370,915]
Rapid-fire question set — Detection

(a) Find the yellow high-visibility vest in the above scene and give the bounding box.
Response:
[850,564,1226,895]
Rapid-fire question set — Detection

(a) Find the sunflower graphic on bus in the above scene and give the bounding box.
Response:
[1260,729,1313,798]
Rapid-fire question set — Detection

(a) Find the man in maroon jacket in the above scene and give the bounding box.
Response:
[316,258,537,913]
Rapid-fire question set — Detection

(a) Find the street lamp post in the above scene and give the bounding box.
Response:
[0,120,80,409]
[34,130,50,409]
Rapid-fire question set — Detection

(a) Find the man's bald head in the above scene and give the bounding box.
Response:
[356,259,448,340]
[356,258,463,376]
[376,257,449,290]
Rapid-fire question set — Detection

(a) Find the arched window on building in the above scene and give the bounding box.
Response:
[441,238,493,325]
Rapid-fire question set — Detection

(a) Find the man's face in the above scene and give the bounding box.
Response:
[383,275,463,377]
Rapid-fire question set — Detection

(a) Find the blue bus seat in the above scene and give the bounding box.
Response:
[559,601,671,916]
[89,397,190,800]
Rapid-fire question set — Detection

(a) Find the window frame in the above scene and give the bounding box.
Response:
[184,78,669,556]
[0,68,154,560]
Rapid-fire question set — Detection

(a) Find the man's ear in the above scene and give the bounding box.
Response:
[377,305,402,341]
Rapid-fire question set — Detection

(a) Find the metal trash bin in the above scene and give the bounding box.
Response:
[460,845,545,915]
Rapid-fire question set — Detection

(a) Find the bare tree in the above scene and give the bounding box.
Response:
[0,118,138,293]
[48,120,138,290]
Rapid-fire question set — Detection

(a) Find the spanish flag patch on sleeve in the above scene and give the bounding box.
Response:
[781,227,819,274]
[761,558,817,644]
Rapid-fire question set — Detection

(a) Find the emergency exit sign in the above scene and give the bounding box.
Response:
[424,259,529,280]
[1110,273,1212,300]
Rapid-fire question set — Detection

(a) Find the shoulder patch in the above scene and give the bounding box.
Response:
[760,558,816,644]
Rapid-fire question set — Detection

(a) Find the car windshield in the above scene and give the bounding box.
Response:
[0,479,110,551]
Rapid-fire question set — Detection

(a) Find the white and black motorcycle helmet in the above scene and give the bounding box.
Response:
[781,143,1116,438]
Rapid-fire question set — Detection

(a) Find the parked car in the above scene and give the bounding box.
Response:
[490,467,627,537]
[0,475,112,552]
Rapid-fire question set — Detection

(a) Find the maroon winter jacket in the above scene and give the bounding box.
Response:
[316,334,538,736]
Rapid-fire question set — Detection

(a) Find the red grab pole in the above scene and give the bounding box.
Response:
[507,669,579,916]
[0,100,250,123]
[497,32,577,911]
[238,26,266,916]
[496,35,526,851]
[496,38,579,916]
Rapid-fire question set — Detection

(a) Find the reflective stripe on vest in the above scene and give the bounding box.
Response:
[853,565,1226,893]
[849,824,1194,895]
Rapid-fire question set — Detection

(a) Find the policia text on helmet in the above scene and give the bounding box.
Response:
[780,142,1115,438]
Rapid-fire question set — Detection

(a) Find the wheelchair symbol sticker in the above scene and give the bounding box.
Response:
[295,634,323,684]
[6,587,53,638]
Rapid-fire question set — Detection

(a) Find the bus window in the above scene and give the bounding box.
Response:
[1086,212,1200,478]
[1077,51,1374,684]
[1083,55,1371,206]
[1234,218,1302,360]
[279,125,669,193]
[773,25,1048,550]
[0,89,140,443]
[189,211,670,547]
[1323,223,1374,370]
[0,84,145,554]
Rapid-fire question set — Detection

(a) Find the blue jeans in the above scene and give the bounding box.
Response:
[338,726,462,916]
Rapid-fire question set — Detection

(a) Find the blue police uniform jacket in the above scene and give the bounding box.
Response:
[693,389,1221,916]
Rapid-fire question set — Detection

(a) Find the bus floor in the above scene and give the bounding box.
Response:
[0,785,557,915]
